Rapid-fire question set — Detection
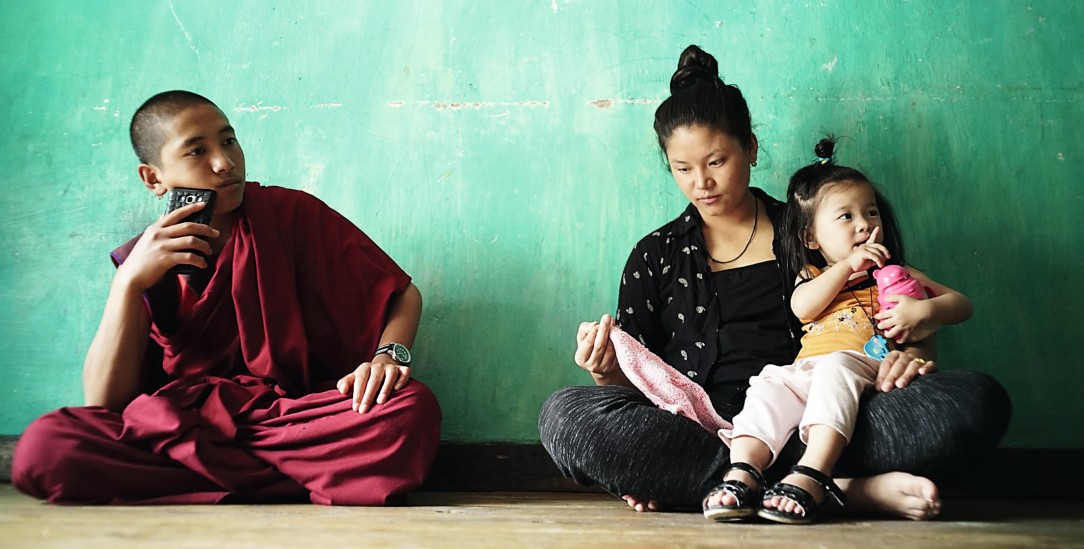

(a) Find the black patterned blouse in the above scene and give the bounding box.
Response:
[614,187,803,389]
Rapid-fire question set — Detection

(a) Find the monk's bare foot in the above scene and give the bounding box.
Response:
[621,494,660,512]
[837,472,941,520]
[705,468,760,509]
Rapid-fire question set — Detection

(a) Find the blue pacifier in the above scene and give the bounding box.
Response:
[864,335,890,361]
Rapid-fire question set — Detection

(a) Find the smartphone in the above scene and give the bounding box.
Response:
[163,187,217,275]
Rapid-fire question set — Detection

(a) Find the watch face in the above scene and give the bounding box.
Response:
[391,343,411,364]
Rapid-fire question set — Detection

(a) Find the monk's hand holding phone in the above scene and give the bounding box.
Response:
[118,188,219,290]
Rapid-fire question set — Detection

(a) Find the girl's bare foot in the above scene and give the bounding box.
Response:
[704,468,760,509]
[762,470,826,516]
[837,472,941,520]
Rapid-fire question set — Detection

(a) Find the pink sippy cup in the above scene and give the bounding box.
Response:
[873,265,927,310]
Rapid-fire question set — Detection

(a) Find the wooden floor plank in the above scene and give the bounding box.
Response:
[2,485,1082,548]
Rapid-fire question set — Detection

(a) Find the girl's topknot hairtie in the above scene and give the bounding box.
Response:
[812,137,835,165]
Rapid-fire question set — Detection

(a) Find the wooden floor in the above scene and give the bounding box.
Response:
[1,485,1082,548]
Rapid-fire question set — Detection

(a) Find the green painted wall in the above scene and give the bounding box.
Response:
[1,1,1080,446]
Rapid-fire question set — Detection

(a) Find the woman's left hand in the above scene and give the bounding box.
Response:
[337,359,412,413]
[875,350,935,392]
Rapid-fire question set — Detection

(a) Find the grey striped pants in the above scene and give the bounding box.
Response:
[538,371,1010,509]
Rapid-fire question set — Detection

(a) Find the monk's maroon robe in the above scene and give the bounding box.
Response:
[13,183,441,505]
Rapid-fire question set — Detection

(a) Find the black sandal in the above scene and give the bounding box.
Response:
[702,462,765,522]
[757,465,846,525]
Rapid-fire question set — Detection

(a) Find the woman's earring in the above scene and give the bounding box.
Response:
[751,160,758,167]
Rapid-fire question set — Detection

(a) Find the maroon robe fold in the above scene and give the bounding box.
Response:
[13,183,441,505]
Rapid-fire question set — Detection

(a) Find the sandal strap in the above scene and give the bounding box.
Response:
[790,465,847,507]
[707,479,755,507]
[725,461,765,487]
[703,462,765,511]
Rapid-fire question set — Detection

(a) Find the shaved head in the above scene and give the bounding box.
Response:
[130,91,218,165]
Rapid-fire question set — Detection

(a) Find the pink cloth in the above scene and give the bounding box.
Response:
[610,327,732,433]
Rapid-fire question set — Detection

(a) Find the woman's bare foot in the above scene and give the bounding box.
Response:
[837,472,941,520]
[621,494,660,512]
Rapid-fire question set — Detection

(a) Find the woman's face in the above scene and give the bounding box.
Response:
[663,125,757,219]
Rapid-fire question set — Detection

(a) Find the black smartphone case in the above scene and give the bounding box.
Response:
[163,188,217,275]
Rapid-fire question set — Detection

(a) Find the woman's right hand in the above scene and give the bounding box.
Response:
[116,201,219,291]
[574,314,618,376]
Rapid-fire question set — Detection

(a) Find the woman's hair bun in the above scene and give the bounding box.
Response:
[813,138,836,162]
[670,45,721,94]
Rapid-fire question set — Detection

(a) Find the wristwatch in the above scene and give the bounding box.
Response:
[373,342,412,366]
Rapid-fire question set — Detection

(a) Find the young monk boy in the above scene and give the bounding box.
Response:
[12,91,441,505]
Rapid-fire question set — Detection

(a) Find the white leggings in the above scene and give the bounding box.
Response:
[721,351,878,466]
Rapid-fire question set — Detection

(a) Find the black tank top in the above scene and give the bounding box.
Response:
[707,261,796,389]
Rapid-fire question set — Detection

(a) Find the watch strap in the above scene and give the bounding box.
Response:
[373,342,411,365]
